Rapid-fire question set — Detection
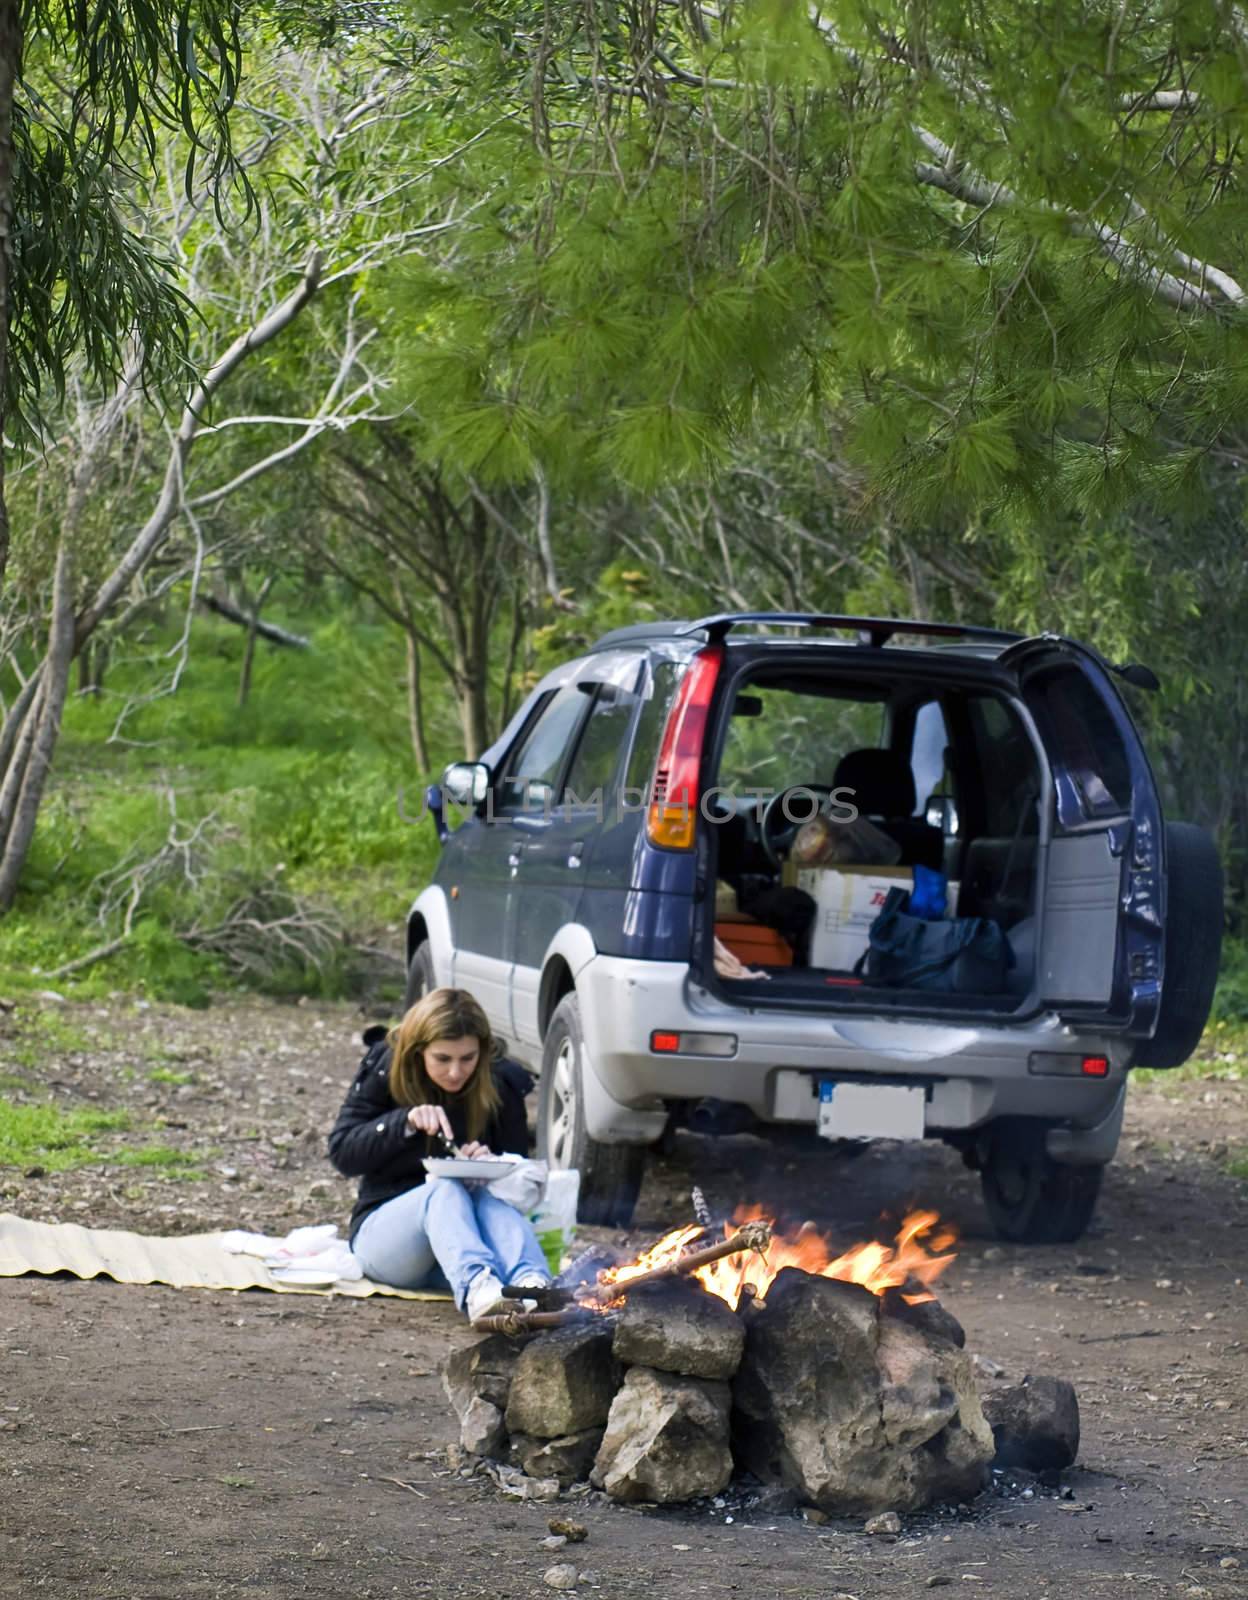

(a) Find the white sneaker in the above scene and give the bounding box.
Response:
[509,1270,551,1290]
[464,1269,508,1323]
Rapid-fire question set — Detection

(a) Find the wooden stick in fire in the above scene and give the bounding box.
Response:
[468,1221,774,1334]
[584,1219,771,1302]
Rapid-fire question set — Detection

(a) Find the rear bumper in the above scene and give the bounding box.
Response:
[574,954,1130,1154]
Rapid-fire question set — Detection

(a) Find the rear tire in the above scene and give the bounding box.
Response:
[537,994,645,1227]
[1134,820,1223,1070]
[404,941,436,1009]
[981,1122,1104,1244]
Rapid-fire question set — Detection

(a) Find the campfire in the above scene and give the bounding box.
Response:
[444,1196,1077,1518]
[602,1205,958,1311]
[472,1205,959,1332]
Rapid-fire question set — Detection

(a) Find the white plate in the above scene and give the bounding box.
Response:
[422,1157,515,1182]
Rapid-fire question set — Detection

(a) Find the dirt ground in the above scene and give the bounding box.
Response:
[1,996,1246,1600]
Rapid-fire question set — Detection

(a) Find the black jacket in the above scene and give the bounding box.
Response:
[327,1029,534,1242]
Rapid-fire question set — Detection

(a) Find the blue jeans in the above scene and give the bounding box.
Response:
[351,1179,550,1309]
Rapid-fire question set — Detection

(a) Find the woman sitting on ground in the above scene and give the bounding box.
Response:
[327,986,551,1322]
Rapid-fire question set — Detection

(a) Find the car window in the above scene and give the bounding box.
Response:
[562,679,640,807]
[910,699,951,818]
[1030,666,1131,817]
[716,686,886,796]
[965,694,1039,835]
[495,686,588,813]
[622,659,682,804]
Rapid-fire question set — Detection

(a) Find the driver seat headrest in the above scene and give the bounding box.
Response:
[832,747,916,817]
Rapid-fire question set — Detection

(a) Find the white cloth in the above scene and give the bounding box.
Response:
[487,1157,549,1214]
[219,1223,363,1285]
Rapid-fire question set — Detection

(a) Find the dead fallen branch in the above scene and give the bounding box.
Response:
[200,590,311,648]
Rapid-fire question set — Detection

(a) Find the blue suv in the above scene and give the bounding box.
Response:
[405,613,1223,1243]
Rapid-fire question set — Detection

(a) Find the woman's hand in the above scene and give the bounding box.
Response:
[406,1103,455,1143]
[458,1140,494,1160]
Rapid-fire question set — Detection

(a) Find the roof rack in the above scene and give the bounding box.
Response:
[590,611,1023,652]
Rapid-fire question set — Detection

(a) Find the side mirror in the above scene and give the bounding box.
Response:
[924,792,959,834]
[443,761,491,808]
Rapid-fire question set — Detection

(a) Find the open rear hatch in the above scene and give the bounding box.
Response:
[691,627,1161,1031]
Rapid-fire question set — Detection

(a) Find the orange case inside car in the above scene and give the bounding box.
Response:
[714,918,794,967]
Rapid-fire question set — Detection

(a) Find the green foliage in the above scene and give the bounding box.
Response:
[0,1101,131,1172]
[7,2,378,441]
[111,1144,205,1177]
[0,605,447,1000]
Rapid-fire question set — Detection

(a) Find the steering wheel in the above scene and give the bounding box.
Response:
[759,783,836,868]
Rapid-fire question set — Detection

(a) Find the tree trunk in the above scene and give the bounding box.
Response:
[497,579,526,731]
[0,0,22,593]
[0,665,42,789]
[403,626,430,771]
[0,263,326,917]
[236,574,275,709]
[0,538,75,908]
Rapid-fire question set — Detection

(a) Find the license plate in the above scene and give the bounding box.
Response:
[816,1082,926,1142]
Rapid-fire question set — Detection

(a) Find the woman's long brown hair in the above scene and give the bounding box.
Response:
[387,988,500,1141]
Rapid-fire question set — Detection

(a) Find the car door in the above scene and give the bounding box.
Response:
[999,634,1164,1036]
[447,685,590,1036]
[507,653,645,1049]
[469,682,597,1042]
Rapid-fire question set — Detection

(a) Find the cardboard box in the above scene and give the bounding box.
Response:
[782,863,959,973]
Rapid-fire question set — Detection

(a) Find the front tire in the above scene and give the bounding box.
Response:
[537,994,645,1228]
[404,941,436,1009]
[981,1121,1104,1244]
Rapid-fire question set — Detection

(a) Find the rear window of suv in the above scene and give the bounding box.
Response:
[1029,666,1131,817]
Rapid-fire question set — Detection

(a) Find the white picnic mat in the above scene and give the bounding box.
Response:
[0,1212,449,1300]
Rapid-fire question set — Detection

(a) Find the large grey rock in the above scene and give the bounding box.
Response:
[981,1376,1080,1470]
[592,1366,733,1504]
[504,1322,620,1439]
[612,1280,745,1380]
[876,1316,994,1507]
[510,1427,604,1488]
[732,1268,992,1514]
[459,1396,506,1458]
[879,1288,966,1349]
[442,1333,526,1421]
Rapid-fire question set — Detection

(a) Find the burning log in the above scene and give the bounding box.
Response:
[470,1221,773,1333]
[501,1283,579,1311]
[592,1220,772,1301]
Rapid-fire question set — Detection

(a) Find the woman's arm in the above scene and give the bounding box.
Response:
[327,1050,414,1177]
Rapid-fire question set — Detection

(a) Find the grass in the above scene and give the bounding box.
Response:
[111,1144,205,1179]
[0,1100,209,1179]
[147,1067,195,1086]
[0,1102,131,1172]
[0,606,457,1004]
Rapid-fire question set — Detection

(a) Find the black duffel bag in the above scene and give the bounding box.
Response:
[854,887,1014,994]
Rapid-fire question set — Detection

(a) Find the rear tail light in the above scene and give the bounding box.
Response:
[649,1029,737,1057]
[646,644,724,850]
[1028,1051,1115,1077]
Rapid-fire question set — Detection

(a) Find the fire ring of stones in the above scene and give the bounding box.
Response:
[441,1265,1080,1515]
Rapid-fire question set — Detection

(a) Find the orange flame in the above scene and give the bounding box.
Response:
[596,1207,957,1312]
